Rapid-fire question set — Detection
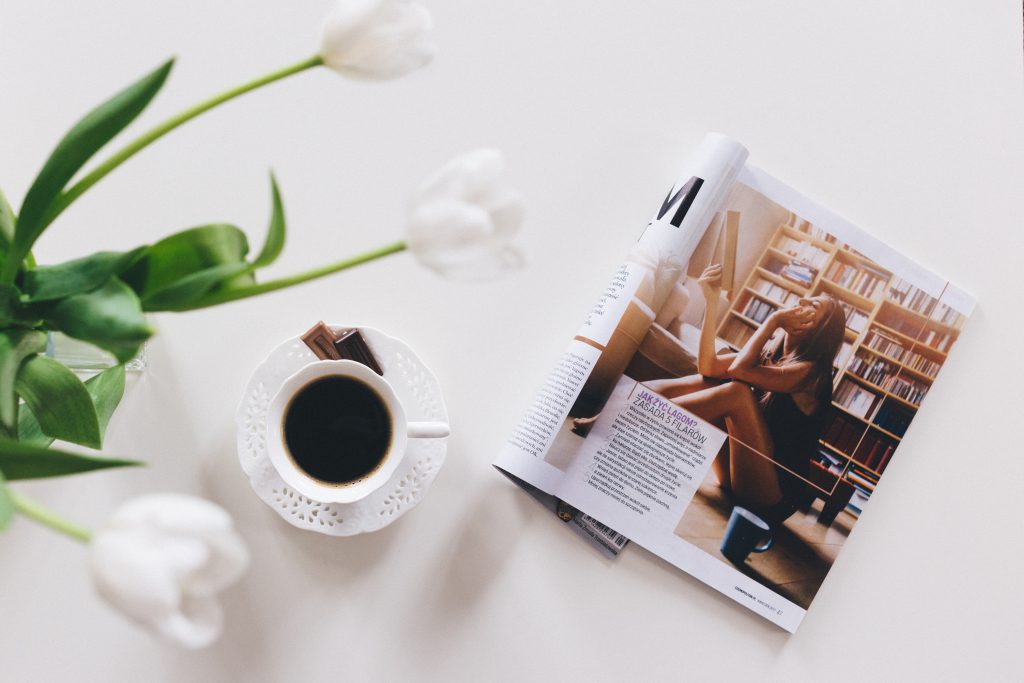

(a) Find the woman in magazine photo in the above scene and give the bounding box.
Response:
[645,263,846,524]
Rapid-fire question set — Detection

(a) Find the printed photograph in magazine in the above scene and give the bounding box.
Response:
[549,180,969,611]
[493,134,973,630]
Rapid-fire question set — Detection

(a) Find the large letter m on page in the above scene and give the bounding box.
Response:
[656,176,704,228]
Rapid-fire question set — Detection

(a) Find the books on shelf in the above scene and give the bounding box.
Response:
[761,253,817,289]
[791,219,837,244]
[875,310,957,352]
[852,434,896,473]
[846,353,928,405]
[846,463,878,514]
[751,276,800,306]
[847,353,898,386]
[776,235,830,269]
[930,303,965,327]
[834,341,854,370]
[825,259,888,299]
[816,448,845,474]
[917,328,956,353]
[837,301,869,334]
[852,465,880,485]
[847,487,871,515]
[823,412,867,454]
[741,297,777,324]
[847,468,881,489]
[873,403,912,437]
[834,379,879,418]
[887,276,967,328]
[779,260,816,286]
[880,375,928,406]
[864,330,941,378]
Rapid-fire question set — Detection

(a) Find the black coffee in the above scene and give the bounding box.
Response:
[283,376,393,486]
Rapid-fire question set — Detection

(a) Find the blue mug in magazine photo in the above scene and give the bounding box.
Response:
[720,506,773,565]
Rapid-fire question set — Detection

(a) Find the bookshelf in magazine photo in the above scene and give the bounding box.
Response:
[716,221,966,523]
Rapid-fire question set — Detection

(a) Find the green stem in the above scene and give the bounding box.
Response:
[188,240,407,310]
[10,491,92,542]
[49,55,325,223]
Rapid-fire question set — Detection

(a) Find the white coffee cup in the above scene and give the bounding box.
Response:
[266,359,449,504]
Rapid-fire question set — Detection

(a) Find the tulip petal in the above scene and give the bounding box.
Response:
[91,533,185,625]
[416,148,505,205]
[320,0,380,51]
[405,148,524,280]
[157,595,224,649]
[320,0,435,80]
[407,200,492,267]
[89,494,249,648]
[482,189,525,241]
[106,493,233,534]
[187,531,250,596]
[433,246,525,281]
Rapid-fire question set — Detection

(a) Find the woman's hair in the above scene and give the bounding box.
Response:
[763,294,847,408]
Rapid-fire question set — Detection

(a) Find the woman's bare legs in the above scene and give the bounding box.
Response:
[644,375,731,488]
[670,381,784,509]
[575,374,721,430]
[644,374,723,400]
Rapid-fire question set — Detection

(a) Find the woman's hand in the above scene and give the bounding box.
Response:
[698,264,723,299]
[695,263,729,377]
[771,304,816,334]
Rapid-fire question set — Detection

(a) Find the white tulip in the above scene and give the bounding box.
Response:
[406,149,525,279]
[89,494,250,649]
[319,0,436,80]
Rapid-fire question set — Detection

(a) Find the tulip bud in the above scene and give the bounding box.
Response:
[320,0,436,80]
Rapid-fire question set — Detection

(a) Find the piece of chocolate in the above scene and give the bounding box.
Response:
[299,322,384,376]
[333,328,384,376]
[300,321,342,360]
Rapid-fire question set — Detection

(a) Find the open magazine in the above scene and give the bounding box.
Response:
[493,133,974,632]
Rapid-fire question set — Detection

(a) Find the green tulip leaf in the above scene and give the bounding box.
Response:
[140,261,252,311]
[33,277,152,363]
[0,187,15,249]
[121,223,252,299]
[121,178,289,311]
[252,173,286,269]
[8,60,174,276]
[0,470,13,530]
[0,331,48,431]
[19,364,126,448]
[21,247,147,302]
[15,355,101,449]
[0,438,140,480]
[86,363,127,439]
[15,406,48,448]
[0,283,20,327]
[0,187,18,319]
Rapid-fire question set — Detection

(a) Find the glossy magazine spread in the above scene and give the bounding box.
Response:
[493,133,974,631]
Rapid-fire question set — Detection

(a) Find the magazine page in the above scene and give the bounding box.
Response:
[539,164,974,631]
[493,133,749,555]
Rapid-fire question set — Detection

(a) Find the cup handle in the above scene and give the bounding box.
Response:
[407,421,450,439]
[752,533,773,553]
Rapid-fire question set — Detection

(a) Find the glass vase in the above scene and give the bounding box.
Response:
[45,332,147,373]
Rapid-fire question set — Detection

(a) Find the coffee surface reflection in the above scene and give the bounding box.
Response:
[283,376,393,486]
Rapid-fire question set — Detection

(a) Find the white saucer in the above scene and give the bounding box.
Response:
[235,325,449,536]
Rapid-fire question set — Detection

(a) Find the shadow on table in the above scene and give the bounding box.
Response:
[409,479,534,619]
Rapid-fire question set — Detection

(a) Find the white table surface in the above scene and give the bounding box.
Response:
[2,1,1021,680]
